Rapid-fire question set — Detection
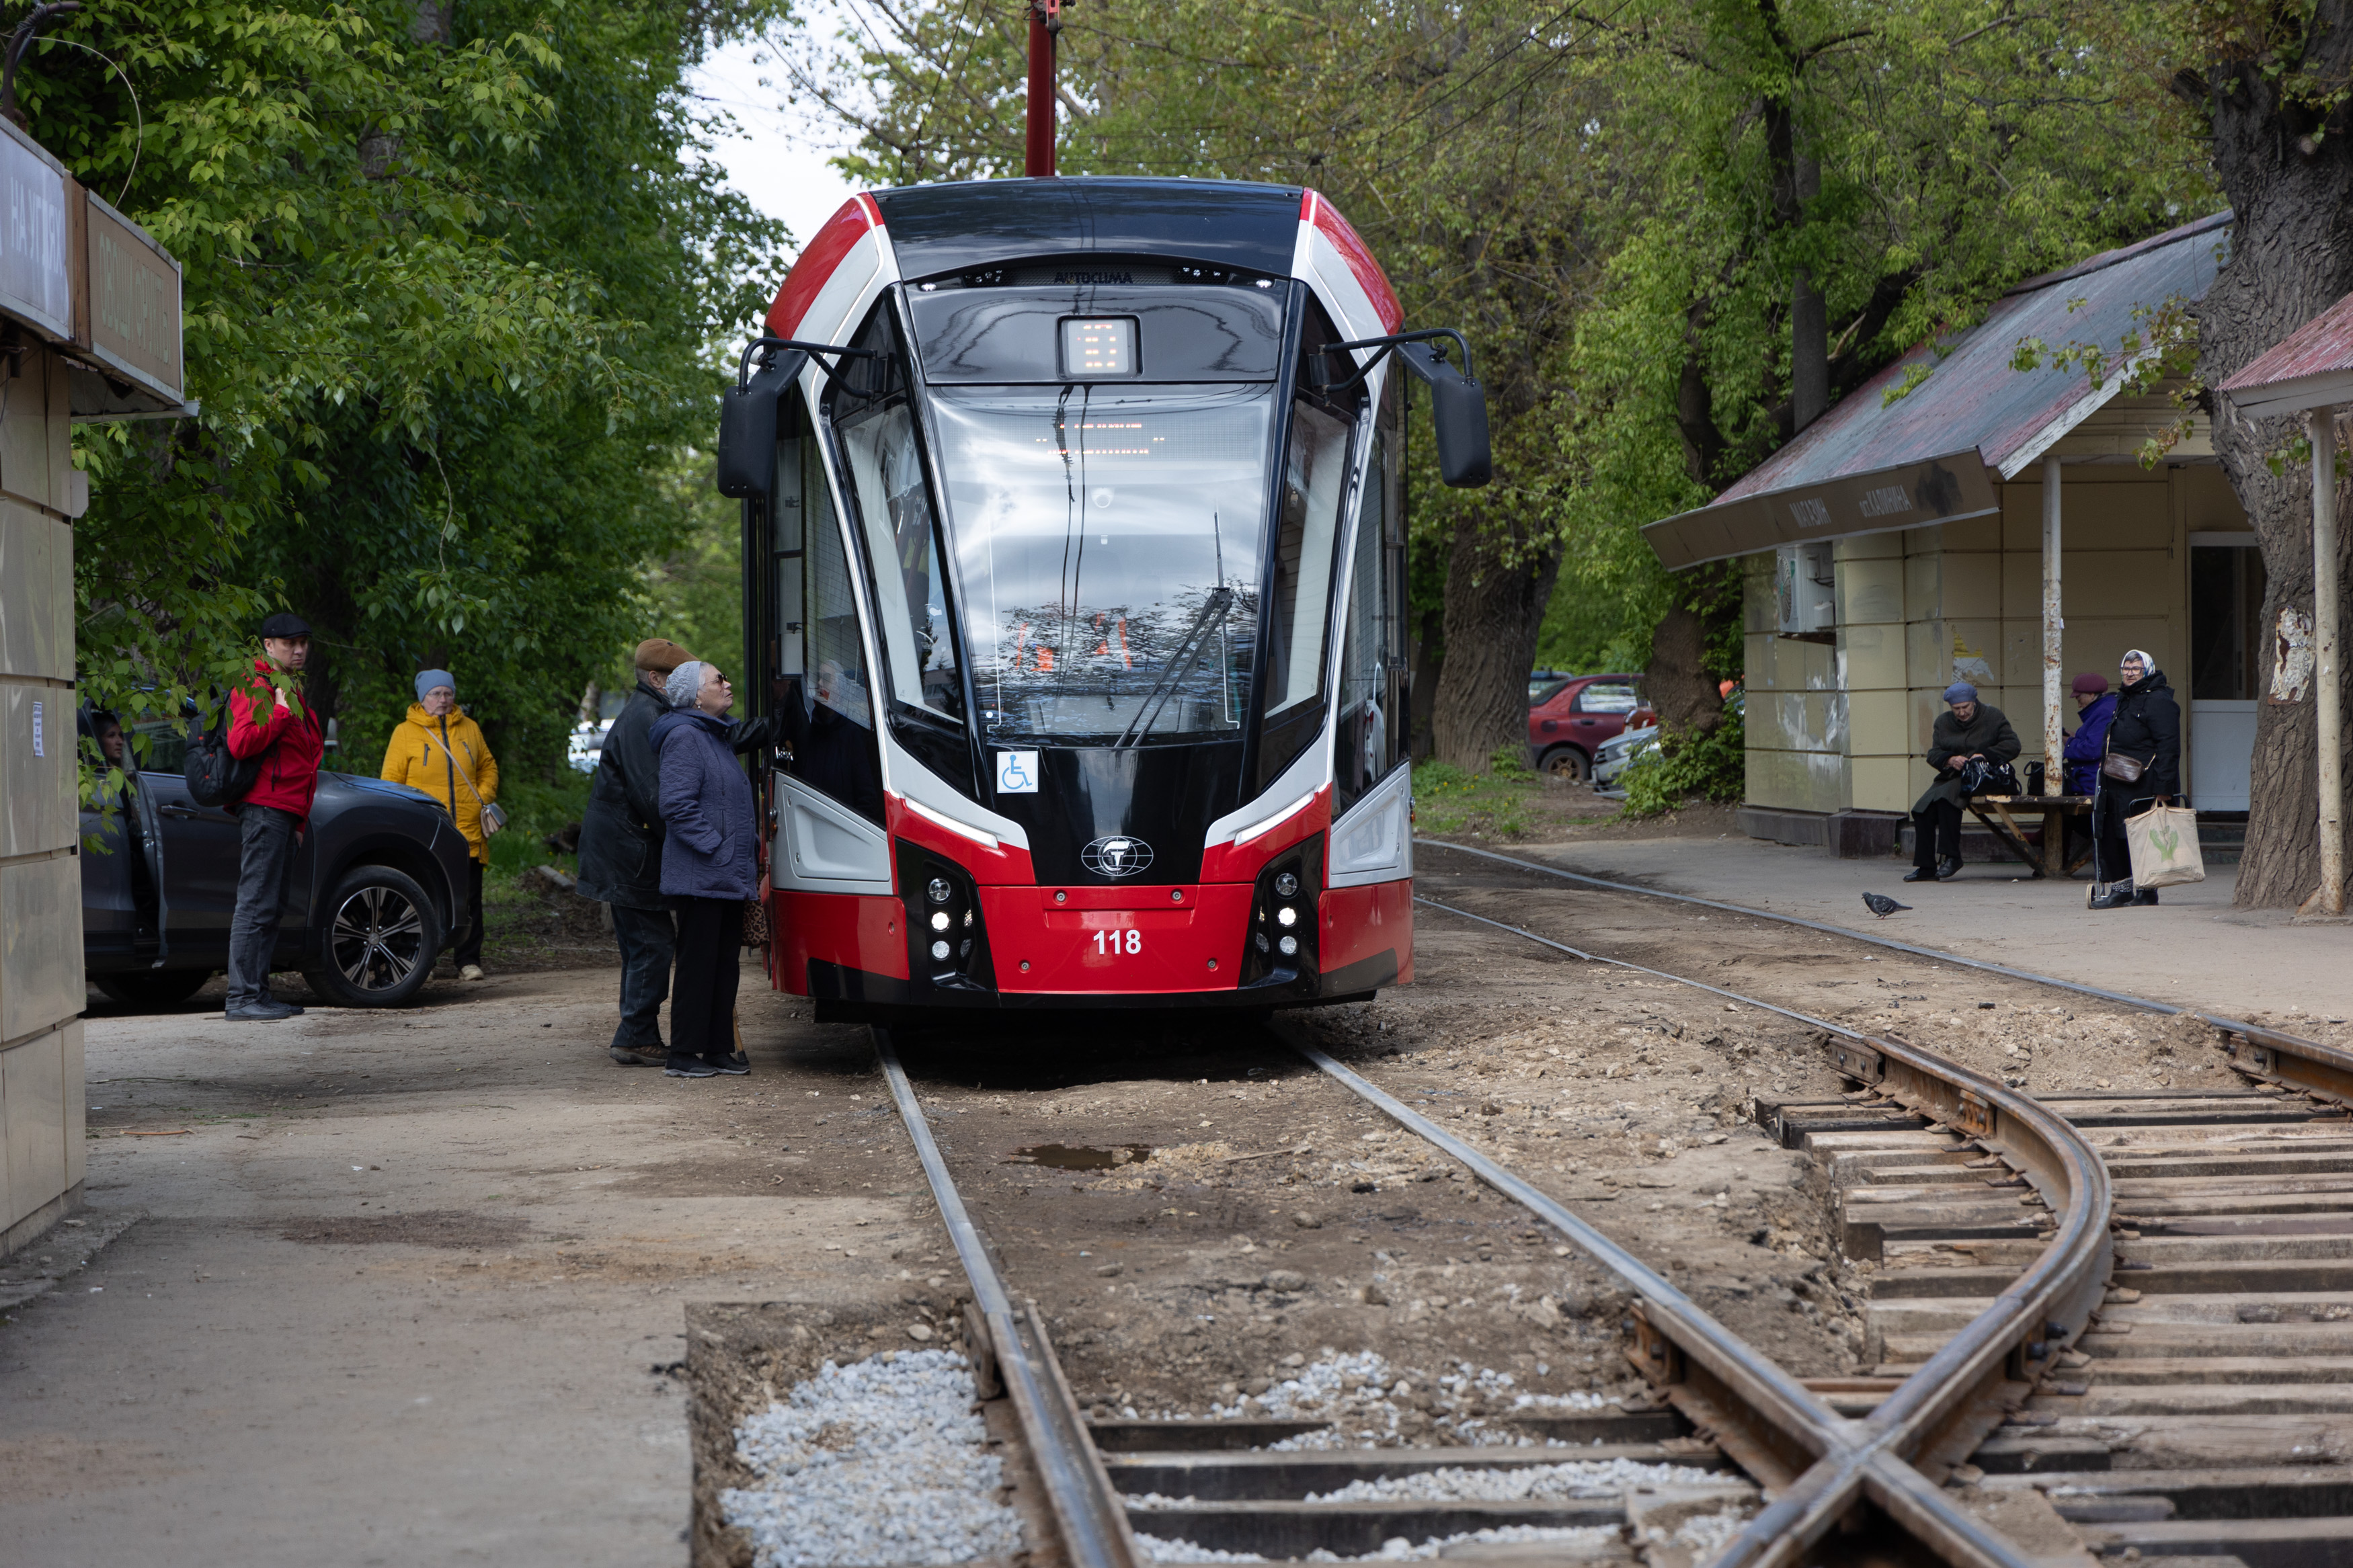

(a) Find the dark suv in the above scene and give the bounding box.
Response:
[80,706,473,1010]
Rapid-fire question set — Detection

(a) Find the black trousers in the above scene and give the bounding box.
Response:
[610,902,676,1053]
[669,897,742,1062]
[227,806,302,1008]
[1911,800,1962,871]
[2092,782,2161,886]
[454,859,486,966]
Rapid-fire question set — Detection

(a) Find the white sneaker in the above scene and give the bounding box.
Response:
[459,964,485,981]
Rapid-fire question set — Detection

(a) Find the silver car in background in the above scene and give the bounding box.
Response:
[1590,721,1659,797]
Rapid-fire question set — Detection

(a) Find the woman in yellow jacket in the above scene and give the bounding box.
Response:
[382,669,500,979]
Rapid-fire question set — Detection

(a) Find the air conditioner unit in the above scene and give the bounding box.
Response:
[1775,542,1836,636]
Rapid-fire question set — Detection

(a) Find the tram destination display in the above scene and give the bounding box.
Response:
[1060,316,1138,378]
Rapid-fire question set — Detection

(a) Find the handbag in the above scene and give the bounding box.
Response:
[2126,801,2205,889]
[742,896,771,948]
[2099,752,2145,784]
[420,725,505,834]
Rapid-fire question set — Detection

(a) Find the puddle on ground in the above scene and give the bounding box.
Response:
[1006,1144,1154,1171]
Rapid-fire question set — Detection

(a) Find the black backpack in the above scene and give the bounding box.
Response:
[184,698,264,809]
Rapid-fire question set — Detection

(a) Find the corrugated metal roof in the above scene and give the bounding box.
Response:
[2217,287,2353,416]
[1642,212,2231,570]
[1721,212,2230,501]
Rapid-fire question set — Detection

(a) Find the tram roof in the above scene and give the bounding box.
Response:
[869,177,1308,280]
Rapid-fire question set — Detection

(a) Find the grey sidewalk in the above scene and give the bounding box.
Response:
[1465,833,2350,1025]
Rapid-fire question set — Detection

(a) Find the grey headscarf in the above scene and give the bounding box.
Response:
[664,660,707,709]
[2120,649,2155,686]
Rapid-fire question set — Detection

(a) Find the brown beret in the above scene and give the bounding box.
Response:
[633,638,695,675]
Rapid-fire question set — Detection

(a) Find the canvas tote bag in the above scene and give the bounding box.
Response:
[2126,802,2206,889]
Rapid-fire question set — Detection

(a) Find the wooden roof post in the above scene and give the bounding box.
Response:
[2042,454,2063,796]
[2309,407,2344,917]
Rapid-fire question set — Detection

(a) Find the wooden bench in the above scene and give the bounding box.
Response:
[1969,794,2094,878]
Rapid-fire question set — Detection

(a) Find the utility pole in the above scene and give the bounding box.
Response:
[1025,0,1065,178]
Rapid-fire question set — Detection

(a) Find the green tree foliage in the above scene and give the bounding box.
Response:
[1554,1,2214,697]
[636,452,748,683]
[40,0,785,782]
[785,1,2214,768]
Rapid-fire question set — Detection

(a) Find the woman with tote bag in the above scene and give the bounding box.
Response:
[2087,649,2192,910]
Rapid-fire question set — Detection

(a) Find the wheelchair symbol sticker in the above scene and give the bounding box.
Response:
[996,751,1040,794]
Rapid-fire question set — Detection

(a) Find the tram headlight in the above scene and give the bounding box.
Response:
[1278,935,1299,956]
[930,939,951,961]
[1276,905,1298,927]
[927,877,952,904]
[930,911,951,932]
[1275,872,1299,899]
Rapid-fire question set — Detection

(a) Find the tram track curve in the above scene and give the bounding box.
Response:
[856,848,2353,1568]
[868,913,2120,1566]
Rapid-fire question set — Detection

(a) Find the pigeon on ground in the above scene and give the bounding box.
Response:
[1862,891,1911,918]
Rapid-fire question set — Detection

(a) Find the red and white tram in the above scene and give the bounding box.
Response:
[715,177,1489,1018]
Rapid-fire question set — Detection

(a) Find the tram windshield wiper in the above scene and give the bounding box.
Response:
[1115,585,1233,747]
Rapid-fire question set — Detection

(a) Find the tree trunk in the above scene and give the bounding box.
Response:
[2188,7,2353,908]
[1647,605,1724,736]
[1431,517,1560,772]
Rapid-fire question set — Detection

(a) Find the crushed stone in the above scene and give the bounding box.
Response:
[719,1349,1023,1567]
[1189,1350,1621,1448]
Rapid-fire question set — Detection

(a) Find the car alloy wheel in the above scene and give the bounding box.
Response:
[331,883,426,993]
[303,861,446,1009]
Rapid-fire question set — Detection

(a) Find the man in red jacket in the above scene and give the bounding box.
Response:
[224,611,326,1020]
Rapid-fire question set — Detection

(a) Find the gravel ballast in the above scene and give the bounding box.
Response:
[720,1350,1024,1567]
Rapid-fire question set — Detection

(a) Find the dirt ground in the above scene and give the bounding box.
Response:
[1,836,2278,1565]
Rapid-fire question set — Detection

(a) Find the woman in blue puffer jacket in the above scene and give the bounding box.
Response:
[649,660,759,1079]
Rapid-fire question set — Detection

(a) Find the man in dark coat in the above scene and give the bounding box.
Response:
[1905,682,2021,883]
[578,640,784,1065]
[2089,650,2182,909]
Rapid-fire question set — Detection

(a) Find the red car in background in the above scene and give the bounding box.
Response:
[1527,673,1650,781]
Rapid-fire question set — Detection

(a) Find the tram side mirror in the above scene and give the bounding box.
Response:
[715,349,807,500]
[715,379,781,499]
[1423,370,1492,489]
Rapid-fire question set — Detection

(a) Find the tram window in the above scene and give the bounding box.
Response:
[1263,401,1349,722]
[1334,382,1406,812]
[838,401,965,723]
[929,382,1271,745]
[774,389,885,825]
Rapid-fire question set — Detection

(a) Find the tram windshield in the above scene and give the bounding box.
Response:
[930,382,1273,746]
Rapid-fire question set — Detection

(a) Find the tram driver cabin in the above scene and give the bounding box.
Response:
[713,179,1490,1017]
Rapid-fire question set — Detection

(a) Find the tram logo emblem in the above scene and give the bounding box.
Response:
[1082,835,1153,878]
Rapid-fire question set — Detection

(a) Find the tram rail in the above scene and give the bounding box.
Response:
[865,848,2353,1567]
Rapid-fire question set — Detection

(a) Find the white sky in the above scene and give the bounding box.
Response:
[688,17,861,257]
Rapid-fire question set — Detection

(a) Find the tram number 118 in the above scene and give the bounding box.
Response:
[1092,929,1143,956]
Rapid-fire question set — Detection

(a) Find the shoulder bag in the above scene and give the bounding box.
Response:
[419,726,507,833]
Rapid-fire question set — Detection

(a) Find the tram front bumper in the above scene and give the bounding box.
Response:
[978,883,1254,995]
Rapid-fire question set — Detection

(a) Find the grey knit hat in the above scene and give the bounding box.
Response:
[413,668,454,701]
[664,661,705,708]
